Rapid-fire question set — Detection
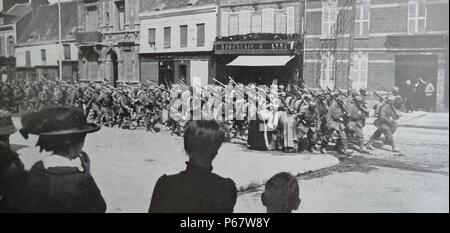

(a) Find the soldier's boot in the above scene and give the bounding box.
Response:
[359,143,370,154]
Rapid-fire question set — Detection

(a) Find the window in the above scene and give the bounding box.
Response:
[350,52,369,89]
[7,36,14,56]
[180,25,188,48]
[408,0,427,34]
[321,0,338,38]
[355,0,370,37]
[197,23,205,47]
[148,28,156,46]
[0,36,4,56]
[275,13,287,34]
[41,49,47,65]
[229,14,239,36]
[164,27,171,48]
[86,6,99,31]
[251,13,262,33]
[25,51,31,67]
[115,1,125,31]
[63,44,71,60]
[105,12,110,26]
[320,52,335,89]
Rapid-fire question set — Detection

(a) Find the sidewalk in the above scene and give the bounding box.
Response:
[11,118,339,212]
[366,111,449,130]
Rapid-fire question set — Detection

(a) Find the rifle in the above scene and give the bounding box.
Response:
[325,87,349,117]
[372,89,400,120]
[146,80,176,95]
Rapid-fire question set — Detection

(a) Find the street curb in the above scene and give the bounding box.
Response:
[397,124,449,130]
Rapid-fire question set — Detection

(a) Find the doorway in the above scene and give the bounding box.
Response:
[106,50,118,87]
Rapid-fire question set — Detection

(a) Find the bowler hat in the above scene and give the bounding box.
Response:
[0,110,17,136]
[19,107,100,139]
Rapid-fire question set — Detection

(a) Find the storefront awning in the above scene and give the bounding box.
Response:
[227,56,295,67]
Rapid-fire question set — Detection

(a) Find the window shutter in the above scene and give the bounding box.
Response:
[262,8,274,33]
[0,36,4,56]
[239,10,251,35]
[287,6,295,34]
[180,25,188,48]
[221,11,229,36]
[321,6,328,37]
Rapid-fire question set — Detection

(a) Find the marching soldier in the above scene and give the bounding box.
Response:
[367,95,400,153]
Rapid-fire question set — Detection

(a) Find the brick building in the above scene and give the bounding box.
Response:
[138,0,218,87]
[15,0,78,81]
[215,0,303,86]
[76,0,141,86]
[303,0,449,112]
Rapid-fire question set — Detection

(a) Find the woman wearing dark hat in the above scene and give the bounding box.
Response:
[149,120,237,213]
[17,107,106,213]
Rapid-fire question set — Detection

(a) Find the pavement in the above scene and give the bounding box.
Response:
[366,111,449,130]
[10,118,339,213]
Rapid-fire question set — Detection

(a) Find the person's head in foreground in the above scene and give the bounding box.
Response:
[20,107,100,160]
[0,110,17,148]
[262,172,301,213]
[184,120,225,168]
[149,120,237,213]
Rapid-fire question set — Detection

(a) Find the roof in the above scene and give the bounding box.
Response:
[1,0,30,13]
[6,3,32,19]
[140,0,217,13]
[18,1,77,44]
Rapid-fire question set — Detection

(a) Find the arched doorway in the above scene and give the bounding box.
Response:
[105,50,118,87]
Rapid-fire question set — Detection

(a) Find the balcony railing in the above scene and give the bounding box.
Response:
[76,31,102,44]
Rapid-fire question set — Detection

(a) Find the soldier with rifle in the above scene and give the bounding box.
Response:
[367,91,401,153]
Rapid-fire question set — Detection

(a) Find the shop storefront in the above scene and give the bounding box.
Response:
[214,33,302,86]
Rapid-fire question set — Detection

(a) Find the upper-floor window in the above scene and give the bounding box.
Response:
[197,23,205,47]
[229,14,239,36]
[321,0,338,38]
[275,13,287,34]
[180,25,188,48]
[350,52,369,90]
[148,28,156,46]
[25,51,31,67]
[86,6,99,31]
[41,49,47,65]
[164,27,171,48]
[320,52,335,89]
[355,0,370,37]
[251,13,262,33]
[408,0,427,34]
[63,44,71,60]
[0,36,4,57]
[7,36,14,56]
[115,1,125,31]
[105,12,110,26]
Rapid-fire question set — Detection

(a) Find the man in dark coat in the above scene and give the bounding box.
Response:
[149,120,237,213]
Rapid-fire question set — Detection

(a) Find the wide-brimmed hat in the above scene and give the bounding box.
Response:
[0,110,17,136]
[19,107,100,139]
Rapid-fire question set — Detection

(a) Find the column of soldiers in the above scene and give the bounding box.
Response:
[0,76,401,155]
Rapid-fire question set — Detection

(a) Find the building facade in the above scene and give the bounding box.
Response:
[303,0,449,111]
[215,0,302,86]
[76,0,141,85]
[0,1,36,82]
[15,1,79,81]
[139,2,217,87]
